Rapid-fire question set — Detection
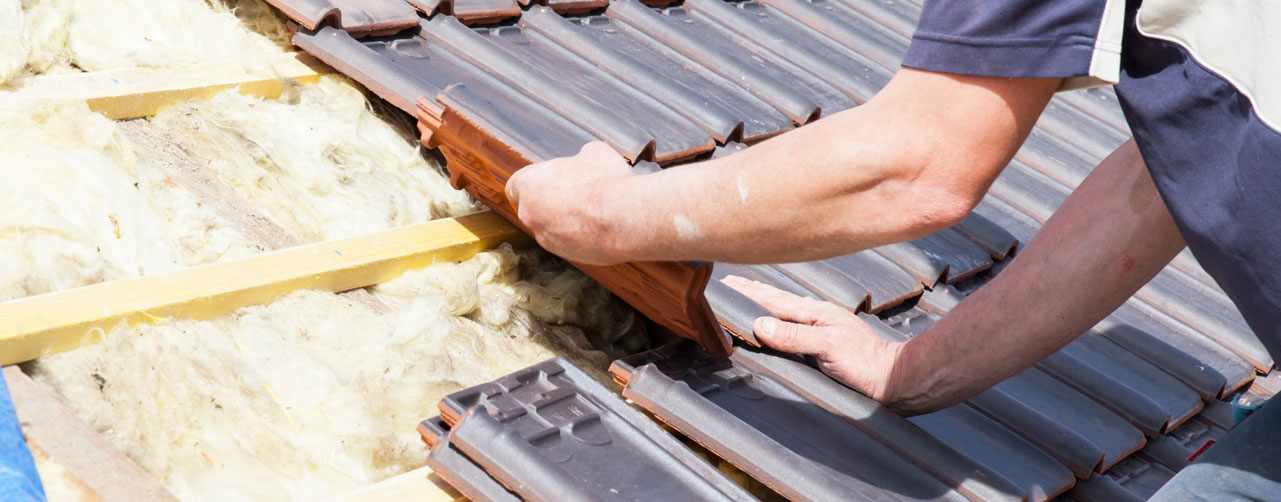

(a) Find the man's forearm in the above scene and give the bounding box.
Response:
[509,69,1060,265]
[601,70,1060,263]
[593,106,939,263]
[884,140,1187,414]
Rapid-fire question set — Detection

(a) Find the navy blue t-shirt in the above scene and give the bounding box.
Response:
[902,0,1281,366]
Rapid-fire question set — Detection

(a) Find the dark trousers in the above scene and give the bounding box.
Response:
[1151,397,1281,501]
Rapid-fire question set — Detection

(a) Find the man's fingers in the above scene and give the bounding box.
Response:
[578,140,616,158]
[508,142,621,206]
[754,317,830,356]
[722,275,844,325]
[722,275,824,324]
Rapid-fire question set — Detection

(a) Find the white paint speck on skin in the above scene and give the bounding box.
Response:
[736,171,750,204]
[673,214,704,241]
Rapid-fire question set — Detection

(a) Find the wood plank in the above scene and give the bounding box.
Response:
[329,466,460,502]
[4,366,178,501]
[1,52,328,120]
[27,443,101,502]
[0,211,527,365]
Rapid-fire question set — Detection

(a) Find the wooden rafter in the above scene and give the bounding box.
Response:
[5,366,179,501]
[0,212,527,365]
[1,52,328,120]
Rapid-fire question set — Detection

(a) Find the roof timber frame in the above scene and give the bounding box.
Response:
[2,51,502,501]
[0,211,526,366]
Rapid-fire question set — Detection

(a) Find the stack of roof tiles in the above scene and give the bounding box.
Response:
[417,358,759,501]
[261,0,1278,499]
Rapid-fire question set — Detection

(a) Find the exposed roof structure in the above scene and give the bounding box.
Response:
[257,0,1276,500]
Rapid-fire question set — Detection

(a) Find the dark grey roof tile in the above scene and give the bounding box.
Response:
[440,358,757,501]
[521,7,755,143]
[685,0,889,103]
[613,342,974,502]
[760,0,908,71]
[1039,333,1205,436]
[732,345,1026,502]
[418,416,522,502]
[1061,472,1146,502]
[265,0,420,35]
[605,0,831,124]
[952,212,1020,260]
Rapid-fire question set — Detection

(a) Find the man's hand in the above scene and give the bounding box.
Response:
[506,142,637,266]
[722,275,904,404]
[720,141,1184,416]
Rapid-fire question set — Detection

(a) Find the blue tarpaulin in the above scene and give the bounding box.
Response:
[0,371,45,502]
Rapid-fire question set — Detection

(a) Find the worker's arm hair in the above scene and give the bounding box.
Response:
[508,68,1061,265]
[732,139,1187,415]
[884,139,1187,413]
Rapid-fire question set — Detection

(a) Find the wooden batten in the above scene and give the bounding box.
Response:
[0,212,527,365]
[1,52,328,120]
[328,466,459,502]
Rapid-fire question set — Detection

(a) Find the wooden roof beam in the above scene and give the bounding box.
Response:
[1,52,328,120]
[0,211,527,365]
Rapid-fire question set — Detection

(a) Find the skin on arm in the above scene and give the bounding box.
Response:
[505,69,1061,265]
[729,139,1187,415]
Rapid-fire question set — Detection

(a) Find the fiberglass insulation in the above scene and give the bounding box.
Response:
[0,99,261,301]
[0,1,644,499]
[0,0,26,84]
[11,0,290,79]
[27,245,636,501]
[148,76,479,242]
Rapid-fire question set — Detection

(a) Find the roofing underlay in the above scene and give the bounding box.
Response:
[263,0,1277,500]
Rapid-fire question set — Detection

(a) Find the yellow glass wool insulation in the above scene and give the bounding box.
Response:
[0,0,26,84]
[2,3,645,500]
[26,245,636,502]
[16,0,291,77]
[7,94,644,499]
[148,77,481,242]
[18,0,72,76]
[0,100,261,301]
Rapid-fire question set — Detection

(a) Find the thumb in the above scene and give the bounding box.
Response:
[579,140,617,157]
[504,168,525,206]
[754,317,828,357]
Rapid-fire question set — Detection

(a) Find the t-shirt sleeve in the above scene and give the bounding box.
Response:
[902,0,1126,90]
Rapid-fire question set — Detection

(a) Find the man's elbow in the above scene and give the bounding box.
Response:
[909,187,979,236]
[879,141,991,240]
